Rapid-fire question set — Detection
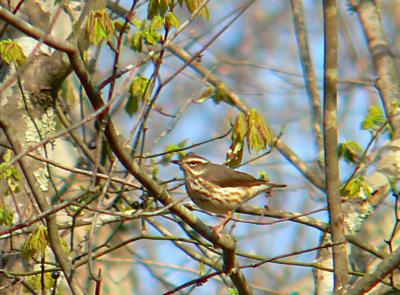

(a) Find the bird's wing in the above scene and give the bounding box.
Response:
[203,163,268,187]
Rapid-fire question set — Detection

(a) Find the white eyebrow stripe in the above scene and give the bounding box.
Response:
[184,158,208,164]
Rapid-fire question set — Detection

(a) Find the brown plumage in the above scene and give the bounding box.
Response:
[172,153,286,219]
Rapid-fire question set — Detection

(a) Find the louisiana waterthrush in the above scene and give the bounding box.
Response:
[172,153,286,232]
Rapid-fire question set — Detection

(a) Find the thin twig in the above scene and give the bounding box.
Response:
[290,0,324,169]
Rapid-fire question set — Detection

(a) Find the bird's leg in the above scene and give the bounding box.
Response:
[212,211,233,234]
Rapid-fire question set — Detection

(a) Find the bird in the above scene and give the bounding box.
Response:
[171,153,286,233]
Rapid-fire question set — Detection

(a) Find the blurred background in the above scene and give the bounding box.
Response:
[1,0,399,294]
[68,0,400,293]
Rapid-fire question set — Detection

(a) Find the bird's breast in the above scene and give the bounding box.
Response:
[184,176,246,213]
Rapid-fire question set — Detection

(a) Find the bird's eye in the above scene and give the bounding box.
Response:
[188,161,198,167]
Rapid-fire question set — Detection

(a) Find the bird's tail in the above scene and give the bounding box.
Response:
[264,183,286,198]
[269,183,287,189]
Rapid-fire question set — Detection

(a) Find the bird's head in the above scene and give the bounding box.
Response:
[171,153,209,176]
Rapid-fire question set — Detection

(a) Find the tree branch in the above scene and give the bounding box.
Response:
[0,7,256,294]
[347,246,400,294]
[322,1,349,293]
[348,0,400,137]
[0,120,83,295]
[167,43,325,191]
[290,0,324,169]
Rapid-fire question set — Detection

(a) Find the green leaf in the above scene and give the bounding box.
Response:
[0,150,21,195]
[213,84,233,105]
[258,170,269,181]
[150,158,159,179]
[339,141,362,162]
[361,105,386,132]
[199,261,206,276]
[114,19,130,32]
[165,12,180,29]
[338,140,362,163]
[132,17,143,28]
[340,178,361,196]
[226,111,273,165]
[199,5,210,19]
[228,288,239,295]
[0,40,26,66]
[341,177,362,197]
[132,16,164,51]
[148,0,170,19]
[147,0,159,19]
[226,140,244,168]
[390,101,399,116]
[0,206,13,226]
[3,149,12,162]
[150,16,165,31]
[185,0,210,19]
[22,226,48,259]
[159,0,169,16]
[26,273,55,292]
[341,176,372,199]
[162,140,188,163]
[234,113,247,142]
[126,76,151,116]
[194,85,214,103]
[144,31,160,46]
[185,0,196,12]
[125,92,140,115]
[132,32,144,52]
[246,109,272,153]
[226,113,247,167]
[87,9,115,45]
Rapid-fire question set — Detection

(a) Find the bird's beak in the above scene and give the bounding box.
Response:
[171,159,181,165]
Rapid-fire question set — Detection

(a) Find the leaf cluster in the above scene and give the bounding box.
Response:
[136,0,209,52]
[0,150,21,195]
[228,288,239,295]
[361,105,386,133]
[338,140,362,164]
[125,76,151,115]
[87,9,116,45]
[25,273,55,293]
[341,176,372,200]
[195,84,234,105]
[161,140,188,163]
[22,226,49,259]
[148,0,209,20]
[0,39,26,66]
[131,16,166,52]
[226,109,273,167]
[179,0,210,19]
[0,206,13,226]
